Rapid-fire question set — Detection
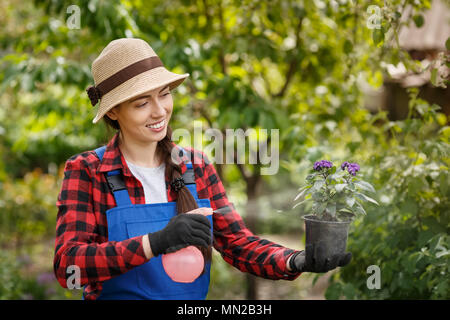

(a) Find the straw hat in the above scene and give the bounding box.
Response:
[87,38,189,124]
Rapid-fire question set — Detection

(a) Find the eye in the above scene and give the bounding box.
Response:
[136,93,170,107]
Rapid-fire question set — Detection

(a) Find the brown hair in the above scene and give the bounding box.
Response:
[102,111,212,267]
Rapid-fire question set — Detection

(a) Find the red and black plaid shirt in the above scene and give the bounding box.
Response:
[54,131,301,299]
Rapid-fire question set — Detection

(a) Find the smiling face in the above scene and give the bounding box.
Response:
[105,84,173,144]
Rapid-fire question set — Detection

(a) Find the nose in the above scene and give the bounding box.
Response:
[151,98,166,117]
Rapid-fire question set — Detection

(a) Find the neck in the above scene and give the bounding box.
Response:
[118,131,163,168]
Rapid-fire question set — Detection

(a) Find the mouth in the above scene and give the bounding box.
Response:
[145,119,166,130]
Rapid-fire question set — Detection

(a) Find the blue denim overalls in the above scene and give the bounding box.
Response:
[85,145,213,300]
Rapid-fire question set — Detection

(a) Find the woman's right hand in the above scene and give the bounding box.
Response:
[148,208,212,257]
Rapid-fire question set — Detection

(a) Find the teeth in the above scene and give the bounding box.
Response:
[147,119,165,129]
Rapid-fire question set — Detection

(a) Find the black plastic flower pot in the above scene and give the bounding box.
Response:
[302,215,350,257]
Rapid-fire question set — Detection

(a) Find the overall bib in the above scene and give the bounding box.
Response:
[85,145,212,300]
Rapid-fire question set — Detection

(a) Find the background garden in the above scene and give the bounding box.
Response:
[0,0,448,300]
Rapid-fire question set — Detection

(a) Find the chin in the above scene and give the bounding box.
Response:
[148,128,167,141]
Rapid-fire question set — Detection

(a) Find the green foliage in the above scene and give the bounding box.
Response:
[324,89,449,299]
[208,252,246,299]
[0,249,82,300]
[0,168,61,247]
[0,251,39,299]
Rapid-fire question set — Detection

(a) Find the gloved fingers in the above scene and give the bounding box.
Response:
[189,226,212,245]
[183,213,211,228]
[305,244,314,269]
[338,252,352,267]
[190,235,210,249]
[324,254,340,272]
[313,241,327,271]
[187,218,212,235]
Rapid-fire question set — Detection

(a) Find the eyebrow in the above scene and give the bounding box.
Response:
[129,85,170,103]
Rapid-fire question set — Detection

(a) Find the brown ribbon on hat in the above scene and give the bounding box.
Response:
[86,56,164,106]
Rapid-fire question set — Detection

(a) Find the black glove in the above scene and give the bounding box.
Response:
[289,242,352,273]
[148,213,212,257]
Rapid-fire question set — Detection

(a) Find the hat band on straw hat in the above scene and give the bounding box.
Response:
[86,56,164,106]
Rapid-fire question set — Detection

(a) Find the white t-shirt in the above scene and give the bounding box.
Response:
[125,160,168,204]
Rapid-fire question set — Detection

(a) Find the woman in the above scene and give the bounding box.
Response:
[54,38,351,300]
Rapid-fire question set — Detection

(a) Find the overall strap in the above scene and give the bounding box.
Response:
[180,149,199,199]
[94,146,132,206]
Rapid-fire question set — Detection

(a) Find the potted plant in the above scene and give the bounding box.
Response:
[293,160,379,258]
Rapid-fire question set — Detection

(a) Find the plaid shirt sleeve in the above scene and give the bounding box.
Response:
[199,152,302,281]
[53,154,149,293]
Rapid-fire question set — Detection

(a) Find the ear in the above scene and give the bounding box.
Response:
[106,105,119,120]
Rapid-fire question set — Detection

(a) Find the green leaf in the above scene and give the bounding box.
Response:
[311,274,321,286]
[345,197,356,207]
[418,230,435,247]
[400,199,418,216]
[372,29,384,46]
[353,203,366,216]
[439,172,448,196]
[413,14,424,28]
[343,39,353,54]
[312,191,324,201]
[355,181,376,193]
[327,203,336,217]
[430,68,438,86]
[446,37,450,51]
[313,202,327,215]
[313,180,325,191]
[293,199,308,209]
[422,217,446,234]
[335,183,347,192]
[348,182,356,192]
[434,236,449,258]
[294,186,310,201]
[355,192,379,205]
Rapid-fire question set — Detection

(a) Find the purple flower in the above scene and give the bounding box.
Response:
[313,160,333,171]
[347,163,360,176]
[341,161,360,175]
[341,161,350,170]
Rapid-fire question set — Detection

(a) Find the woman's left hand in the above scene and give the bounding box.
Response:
[289,242,352,273]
